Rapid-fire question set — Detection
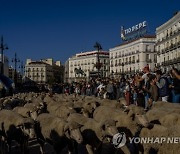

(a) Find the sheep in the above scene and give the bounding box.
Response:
[13,106,39,121]
[81,118,118,154]
[159,113,180,127]
[98,99,124,109]
[67,113,118,154]
[50,105,76,119]
[0,110,36,153]
[82,100,100,118]
[93,106,148,138]
[36,113,83,154]
[2,99,12,110]
[152,101,180,109]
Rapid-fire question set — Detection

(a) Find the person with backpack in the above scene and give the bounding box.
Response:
[155,70,170,102]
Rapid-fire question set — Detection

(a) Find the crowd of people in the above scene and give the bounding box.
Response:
[62,66,180,110]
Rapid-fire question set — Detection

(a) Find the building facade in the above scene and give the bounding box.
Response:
[109,36,156,77]
[68,50,109,82]
[156,12,180,72]
[25,58,64,84]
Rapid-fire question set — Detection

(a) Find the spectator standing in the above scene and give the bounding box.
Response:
[124,81,130,106]
[169,68,180,103]
[155,70,170,102]
[106,80,114,100]
[144,75,159,109]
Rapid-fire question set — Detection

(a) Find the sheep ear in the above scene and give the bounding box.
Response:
[64,124,69,132]
[101,124,106,131]
[130,113,135,121]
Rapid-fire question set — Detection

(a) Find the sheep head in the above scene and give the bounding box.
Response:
[64,121,83,144]
[101,119,118,142]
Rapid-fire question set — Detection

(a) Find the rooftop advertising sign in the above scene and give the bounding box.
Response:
[121,21,147,41]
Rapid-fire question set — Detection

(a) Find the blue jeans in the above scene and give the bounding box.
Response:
[145,94,149,109]
[172,90,180,103]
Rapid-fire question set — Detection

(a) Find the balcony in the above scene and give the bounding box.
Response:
[156,50,160,55]
[132,60,135,64]
[110,64,114,67]
[146,59,152,63]
[178,42,180,47]
[115,64,118,67]
[174,57,180,64]
[161,49,165,54]
[164,47,170,53]
[136,60,139,63]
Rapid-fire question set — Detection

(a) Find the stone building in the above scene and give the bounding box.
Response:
[109,35,156,77]
[25,58,64,84]
[67,50,109,82]
[156,11,180,72]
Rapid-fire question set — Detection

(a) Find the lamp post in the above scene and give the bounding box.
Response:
[0,36,8,74]
[12,53,20,86]
[122,62,124,75]
[19,61,25,76]
[94,42,102,78]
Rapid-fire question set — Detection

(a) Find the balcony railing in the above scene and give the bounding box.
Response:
[146,59,152,63]
[161,49,165,54]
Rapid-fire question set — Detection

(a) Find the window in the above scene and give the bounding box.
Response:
[146,54,150,60]
[146,45,150,51]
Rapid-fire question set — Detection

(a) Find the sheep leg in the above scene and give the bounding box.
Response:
[86,144,94,154]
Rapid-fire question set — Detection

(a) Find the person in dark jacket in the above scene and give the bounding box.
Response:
[155,70,169,102]
[169,68,180,103]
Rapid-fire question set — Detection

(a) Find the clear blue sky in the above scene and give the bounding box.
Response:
[0,0,179,66]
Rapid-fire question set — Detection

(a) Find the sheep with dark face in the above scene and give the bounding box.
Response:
[0,110,36,153]
[36,113,83,154]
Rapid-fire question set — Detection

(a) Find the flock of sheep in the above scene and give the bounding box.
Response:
[0,92,179,154]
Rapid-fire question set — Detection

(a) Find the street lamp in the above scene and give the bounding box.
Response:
[94,42,102,78]
[122,62,124,75]
[12,53,20,86]
[19,61,25,76]
[0,36,8,74]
